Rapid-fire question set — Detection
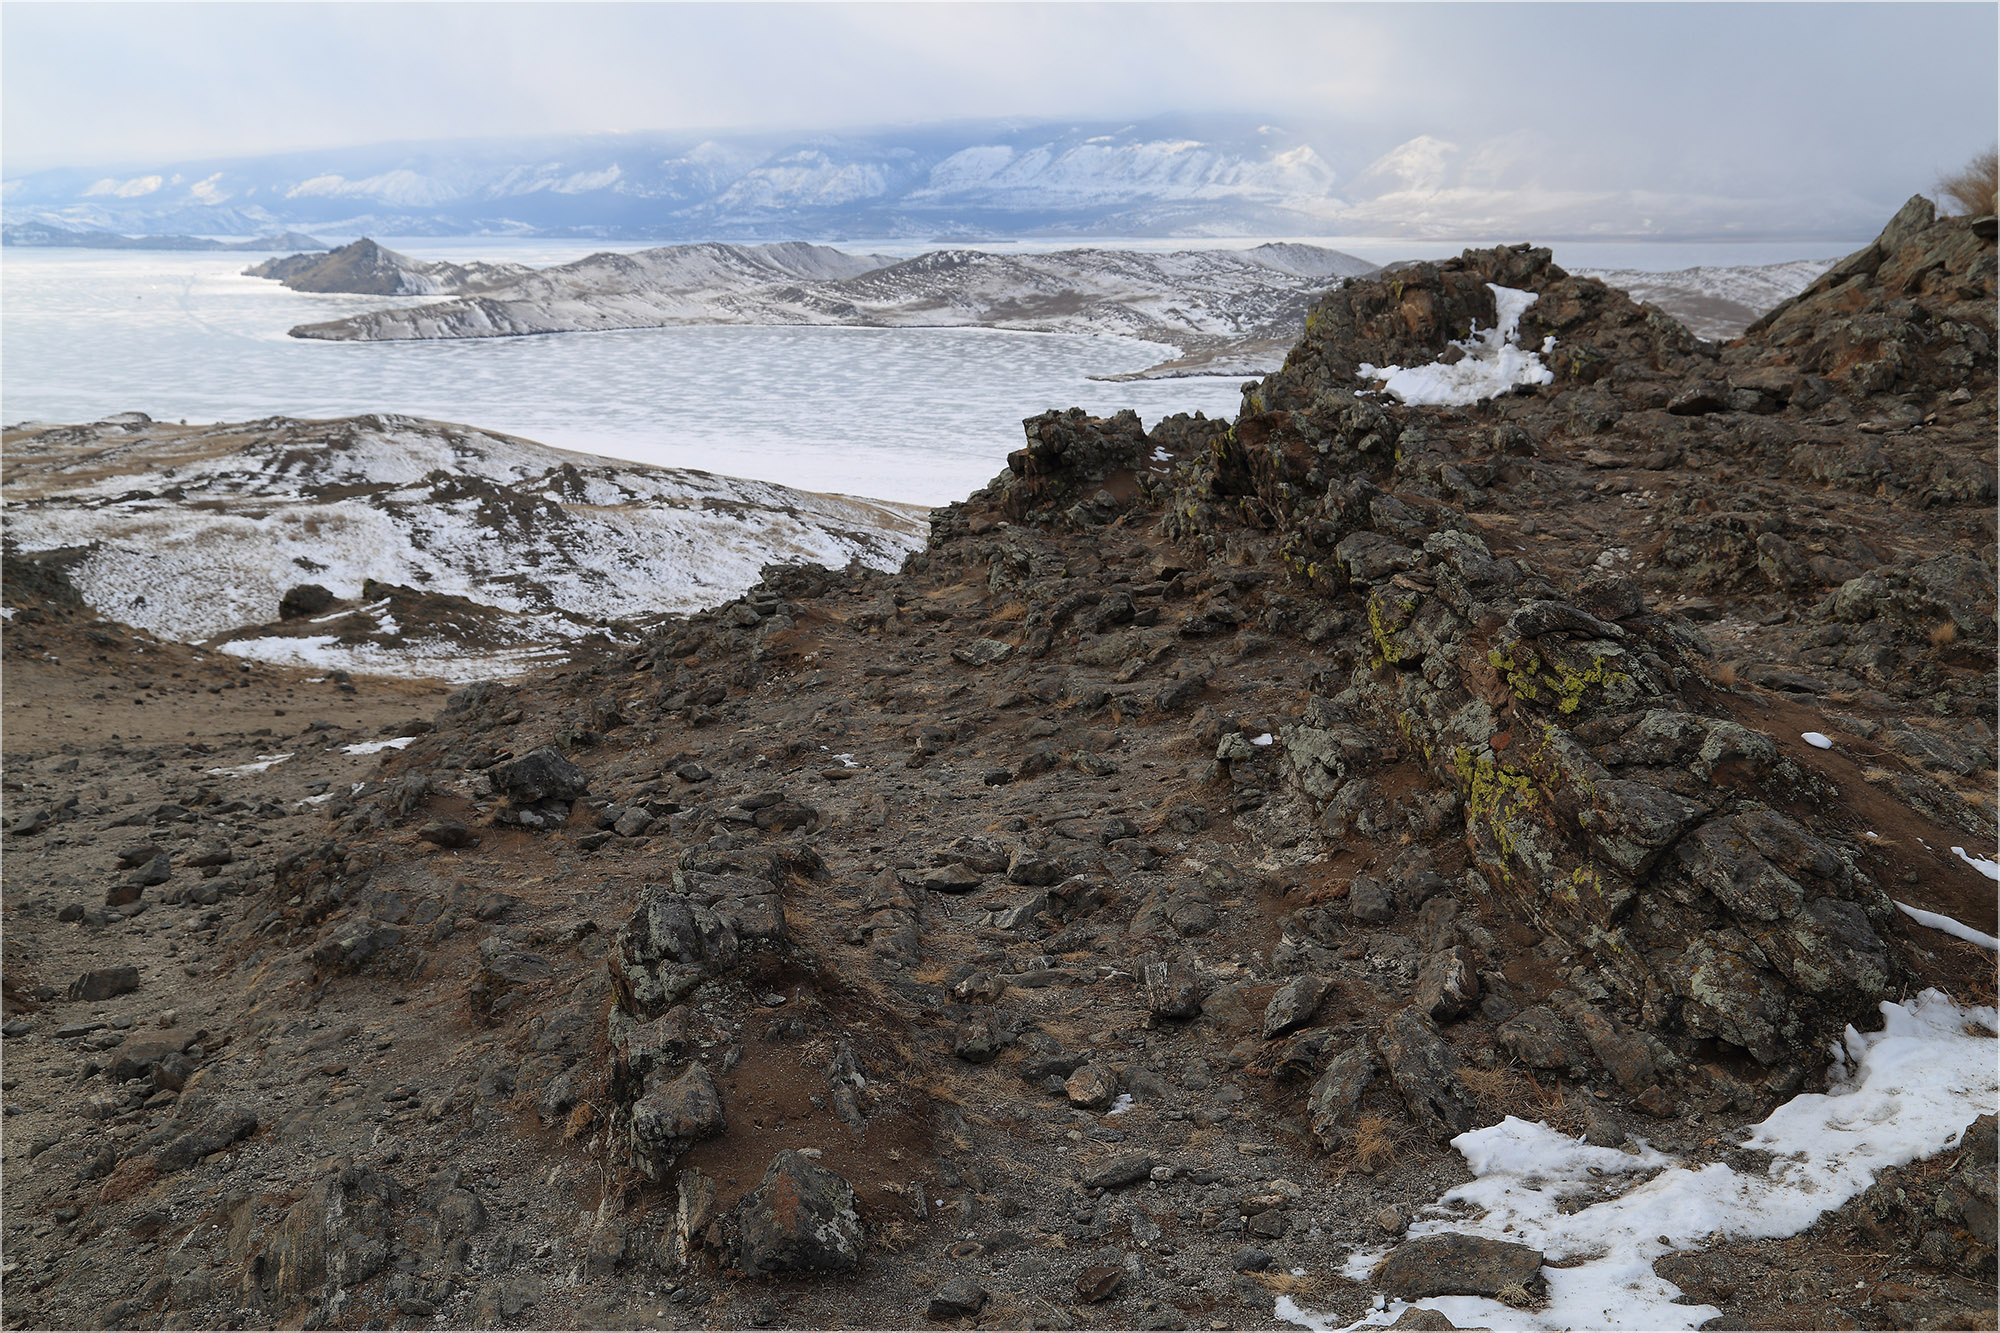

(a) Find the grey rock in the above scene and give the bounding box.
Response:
[1231,1246,1274,1272]
[1065,1063,1119,1111]
[1496,1007,1584,1074]
[628,1064,724,1180]
[153,1104,258,1174]
[279,583,337,619]
[68,966,141,1002]
[1348,875,1395,923]
[1377,1008,1475,1140]
[1307,1047,1378,1152]
[921,863,984,894]
[418,819,474,848]
[1372,1233,1543,1299]
[952,639,1015,667]
[1083,1152,1156,1190]
[733,1150,864,1274]
[1582,1103,1625,1148]
[1007,850,1068,887]
[492,746,589,805]
[114,842,163,869]
[953,1018,1006,1064]
[1412,946,1479,1023]
[926,1278,988,1320]
[1261,974,1332,1039]
[1144,960,1206,1019]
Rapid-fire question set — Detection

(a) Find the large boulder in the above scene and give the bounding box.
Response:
[491,745,589,806]
[1372,1233,1545,1299]
[733,1150,864,1274]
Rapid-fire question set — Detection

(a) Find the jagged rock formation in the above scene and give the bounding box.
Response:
[0,199,1991,1331]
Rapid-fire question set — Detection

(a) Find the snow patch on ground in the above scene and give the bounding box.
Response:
[1950,846,2000,882]
[1896,902,2000,951]
[203,753,294,777]
[1280,989,1999,1332]
[216,633,563,684]
[342,736,419,756]
[1359,284,1554,406]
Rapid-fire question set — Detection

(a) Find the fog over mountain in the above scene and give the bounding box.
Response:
[0,117,1916,244]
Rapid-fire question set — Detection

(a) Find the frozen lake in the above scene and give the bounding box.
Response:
[0,235,1854,505]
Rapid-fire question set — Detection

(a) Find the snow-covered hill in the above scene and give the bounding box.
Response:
[1574,258,1838,340]
[1,413,927,680]
[243,237,533,296]
[279,240,1379,378]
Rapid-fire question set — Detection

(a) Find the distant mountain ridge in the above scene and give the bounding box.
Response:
[1,221,328,252]
[0,116,1904,242]
[259,237,1382,378]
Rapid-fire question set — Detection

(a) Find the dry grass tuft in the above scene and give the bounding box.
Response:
[562,1101,597,1140]
[869,1218,921,1254]
[1930,620,1960,647]
[1938,148,2000,217]
[1708,661,1738,688]
[1459,1065,1530,1113]
[1252,1270,1344,1300]
[911,1069,970,1109]
[1352,1112,1402,1174]
[1497,1280,1539,1309]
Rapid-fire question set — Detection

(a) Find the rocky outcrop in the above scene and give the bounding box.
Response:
[2,197,1989,1333]
[1741,196,1996,396]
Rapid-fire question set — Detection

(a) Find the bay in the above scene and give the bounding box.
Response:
[1,247,1247,505]
[1,233,1853,505]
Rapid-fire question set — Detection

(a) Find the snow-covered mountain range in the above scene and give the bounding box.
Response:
[1,413,927,680]
[1,118,1902,242]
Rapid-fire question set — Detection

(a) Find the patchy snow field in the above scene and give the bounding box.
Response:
[1277,989,1999,1332]
[3,413,928,679]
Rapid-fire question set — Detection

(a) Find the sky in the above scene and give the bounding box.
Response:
[3,3,1995,184]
